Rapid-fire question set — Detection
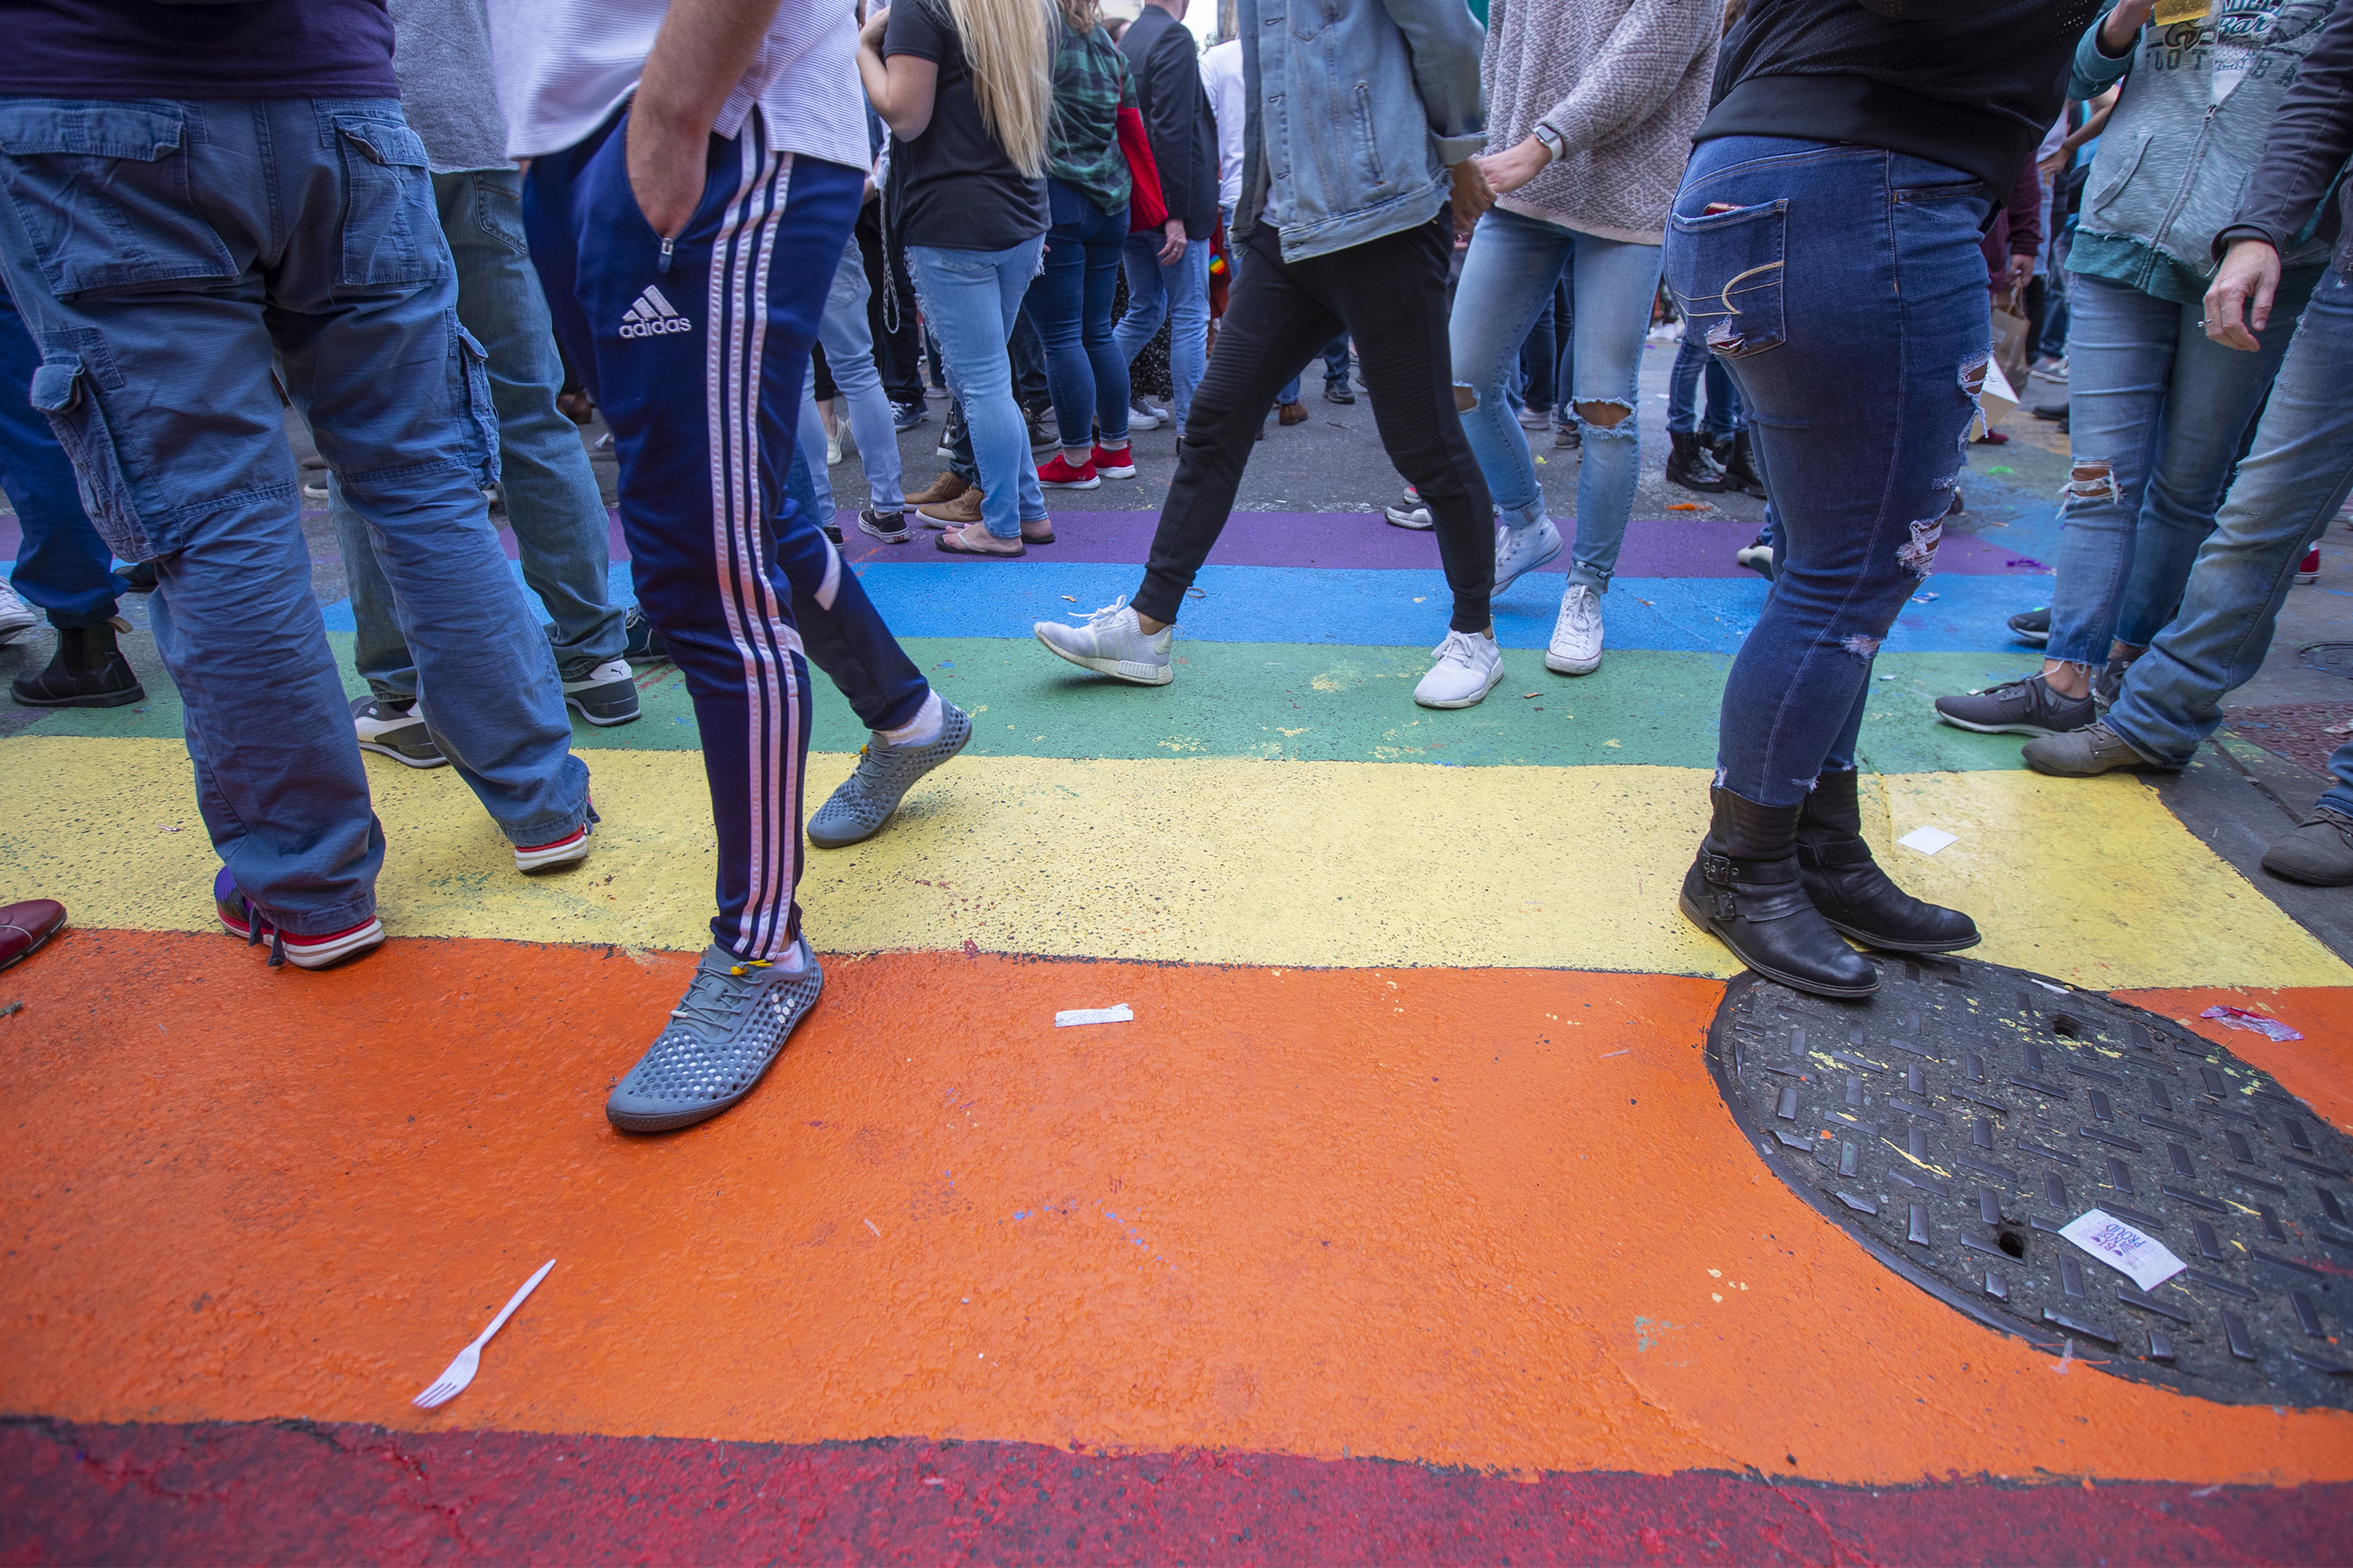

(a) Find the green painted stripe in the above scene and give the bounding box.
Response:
[22,635,2052,773]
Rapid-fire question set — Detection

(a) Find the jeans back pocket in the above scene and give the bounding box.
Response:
[330,113,445,289]
[1665,198,1787,361]
[0,100,236,297]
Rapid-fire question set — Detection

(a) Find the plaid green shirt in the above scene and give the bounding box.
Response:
[1046,19,1136,213]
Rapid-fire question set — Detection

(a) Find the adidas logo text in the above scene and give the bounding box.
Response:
[619,283,693,339]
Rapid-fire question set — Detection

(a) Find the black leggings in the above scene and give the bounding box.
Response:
[1133,216,1494,632]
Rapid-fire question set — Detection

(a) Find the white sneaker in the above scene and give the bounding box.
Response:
[1545,583,1604,675]
[1413,628,1503,709]
[1034,596,1173,686]
[826,428,843,466]
[0,578,37,646]
[1384,483,1432,530]
[1494,512,1563,594]
[1516,407,1552,431]
[1129,395,1169,431]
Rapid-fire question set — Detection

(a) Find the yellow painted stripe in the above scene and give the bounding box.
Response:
[3,736,2341,991]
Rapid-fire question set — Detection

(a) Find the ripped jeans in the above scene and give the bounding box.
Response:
[1667,137,1991,807]
[1451,205,1661,592]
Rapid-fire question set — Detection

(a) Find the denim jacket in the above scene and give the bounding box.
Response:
[1234,0,1488,262]
[2067,0,2340,303]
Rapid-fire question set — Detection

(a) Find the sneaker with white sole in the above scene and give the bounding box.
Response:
[807,701,973,847]
[1385,484,1434,530]
[214,867,384,970]
[623,605,667,662]
[513,820,593,874]
[1545,582,1604,675]
[351,692,446,768]
[1734,541,1776,580]
[606,940,824,1133]
[1034,595,1173,685]
[562,657,640,726]
[1413,628,1503,708]
[0,578,38,646]
[1128,395,1169,430]
[859,508,911,544]
[1494,511,1563,595]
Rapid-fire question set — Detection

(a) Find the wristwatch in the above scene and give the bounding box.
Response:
[1532,122,1568,162]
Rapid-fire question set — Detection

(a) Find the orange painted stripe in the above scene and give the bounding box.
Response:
[3,929,2349,1486]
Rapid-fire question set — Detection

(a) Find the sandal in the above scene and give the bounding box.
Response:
[1020,516,1056,545]
[935,522,1025,558]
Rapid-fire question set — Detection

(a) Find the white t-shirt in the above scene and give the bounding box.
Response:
[489,0,868,169]
[1199,36,1245,214]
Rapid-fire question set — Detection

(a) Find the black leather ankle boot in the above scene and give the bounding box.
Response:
[10,617,145,709]
[1681,784,1879,997]
[1795,768,1979,952]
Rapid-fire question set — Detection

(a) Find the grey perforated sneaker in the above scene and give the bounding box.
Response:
[606,940,824,1133]
[807,700,973,849]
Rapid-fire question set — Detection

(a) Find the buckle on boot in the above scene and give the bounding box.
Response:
[1714,890,1737,920]
[1702,852,1733,887]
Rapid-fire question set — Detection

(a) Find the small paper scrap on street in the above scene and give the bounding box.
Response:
[1055,1004,1133,1028]
[1897,826,1958,855]
[2060,1209,2187,1293]
[2199,1005,2303,1042]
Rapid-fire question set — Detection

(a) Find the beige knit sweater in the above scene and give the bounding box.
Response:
[1485,0,1721,246]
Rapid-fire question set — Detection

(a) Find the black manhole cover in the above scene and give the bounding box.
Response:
[1707,953,2353,1407]
[2298,642,2353,680]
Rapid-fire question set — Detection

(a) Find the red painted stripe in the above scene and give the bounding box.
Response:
[5,1419,2345,1566]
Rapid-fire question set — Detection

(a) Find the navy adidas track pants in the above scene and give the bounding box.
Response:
[526,111,926,959]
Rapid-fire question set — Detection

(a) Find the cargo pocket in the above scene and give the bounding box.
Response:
[1666,199,1787,362]
[332,115,444,288]
[0,100,236,297]
[30,355,157,562]
[451,318,500,488]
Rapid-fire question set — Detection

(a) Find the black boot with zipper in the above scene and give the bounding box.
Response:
[1794,767,1979,952]
[1664,429,1726,493]
[10,617,145,709]
[1680,784,1879,997]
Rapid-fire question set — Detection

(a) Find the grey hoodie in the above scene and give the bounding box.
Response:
[2068,0,2341,303]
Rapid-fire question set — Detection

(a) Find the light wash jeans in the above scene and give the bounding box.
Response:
[1668,137,1991,806]
[908,238,1049,539]
[2042,270,2314,667]
[797,234,906,518]
[1114,233,1211,427]
[2104,270,2353,799]
[1452,205,1663,594]
[332,167,623,696]
[0,96,589,931]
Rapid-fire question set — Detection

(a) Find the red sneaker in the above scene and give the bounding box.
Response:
[1090,443,1136,479]
[1036,453,1100,489]
[2299,547,2321,585]
[514,821,593,873]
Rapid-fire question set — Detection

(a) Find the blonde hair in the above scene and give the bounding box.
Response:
[1058,0,1099,29]
[943,0,1053,180]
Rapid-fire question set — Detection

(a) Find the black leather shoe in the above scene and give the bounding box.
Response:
[1679,786,1879,997]
[1794,769,1979,953]
[10,619,144,709]
[1719,428,1769,497]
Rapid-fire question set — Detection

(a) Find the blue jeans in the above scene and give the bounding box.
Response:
[798,234,906,516]
[2105,271,2353,793]
[2043,270,2314,667]
[1114,233,1211,427]
[1452,205,1663,593]
[1668,137,1991,806]
[1518,278,1571,413]
[0,96,589,930]
[1277,333,1351,406]
[331,168,623,697]
[1666,330,1743,438]
[909,238,1049,539]
[0,285,120,628]
[1020,180,1132,453]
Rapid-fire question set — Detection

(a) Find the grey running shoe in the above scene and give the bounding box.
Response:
[2020,721,2163,777]
[1933,675,2094,737]
[807,700,973,849]
[2261,809,2353,886]
[2006,606,2051,646]
[562,657,640,726]
[352,693,446,768]
[1035,596,1173,685]
[1384,484,1433,531]
[606,940,824,1133]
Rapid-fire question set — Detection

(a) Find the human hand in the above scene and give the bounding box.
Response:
[1158,216,1187,265]
[2204,237,2282,351]
[625,109,708,241]
[1471,134,1551,198]
[2038,151,2064,178]
[2005,253,2034,294]
[1449,158,1495,233]
[860,5,890,48]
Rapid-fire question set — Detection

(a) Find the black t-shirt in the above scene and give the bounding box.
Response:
[0,0,397,99]
[1700,0,2105,194]
[884,0,1049,251]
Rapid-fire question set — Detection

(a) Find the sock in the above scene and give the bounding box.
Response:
[769,939,809,973]
[877,688,944,748]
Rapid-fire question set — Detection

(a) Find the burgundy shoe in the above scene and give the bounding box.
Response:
[0,899,66,971]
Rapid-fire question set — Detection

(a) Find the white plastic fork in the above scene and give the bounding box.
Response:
[412,1259,555,1410]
